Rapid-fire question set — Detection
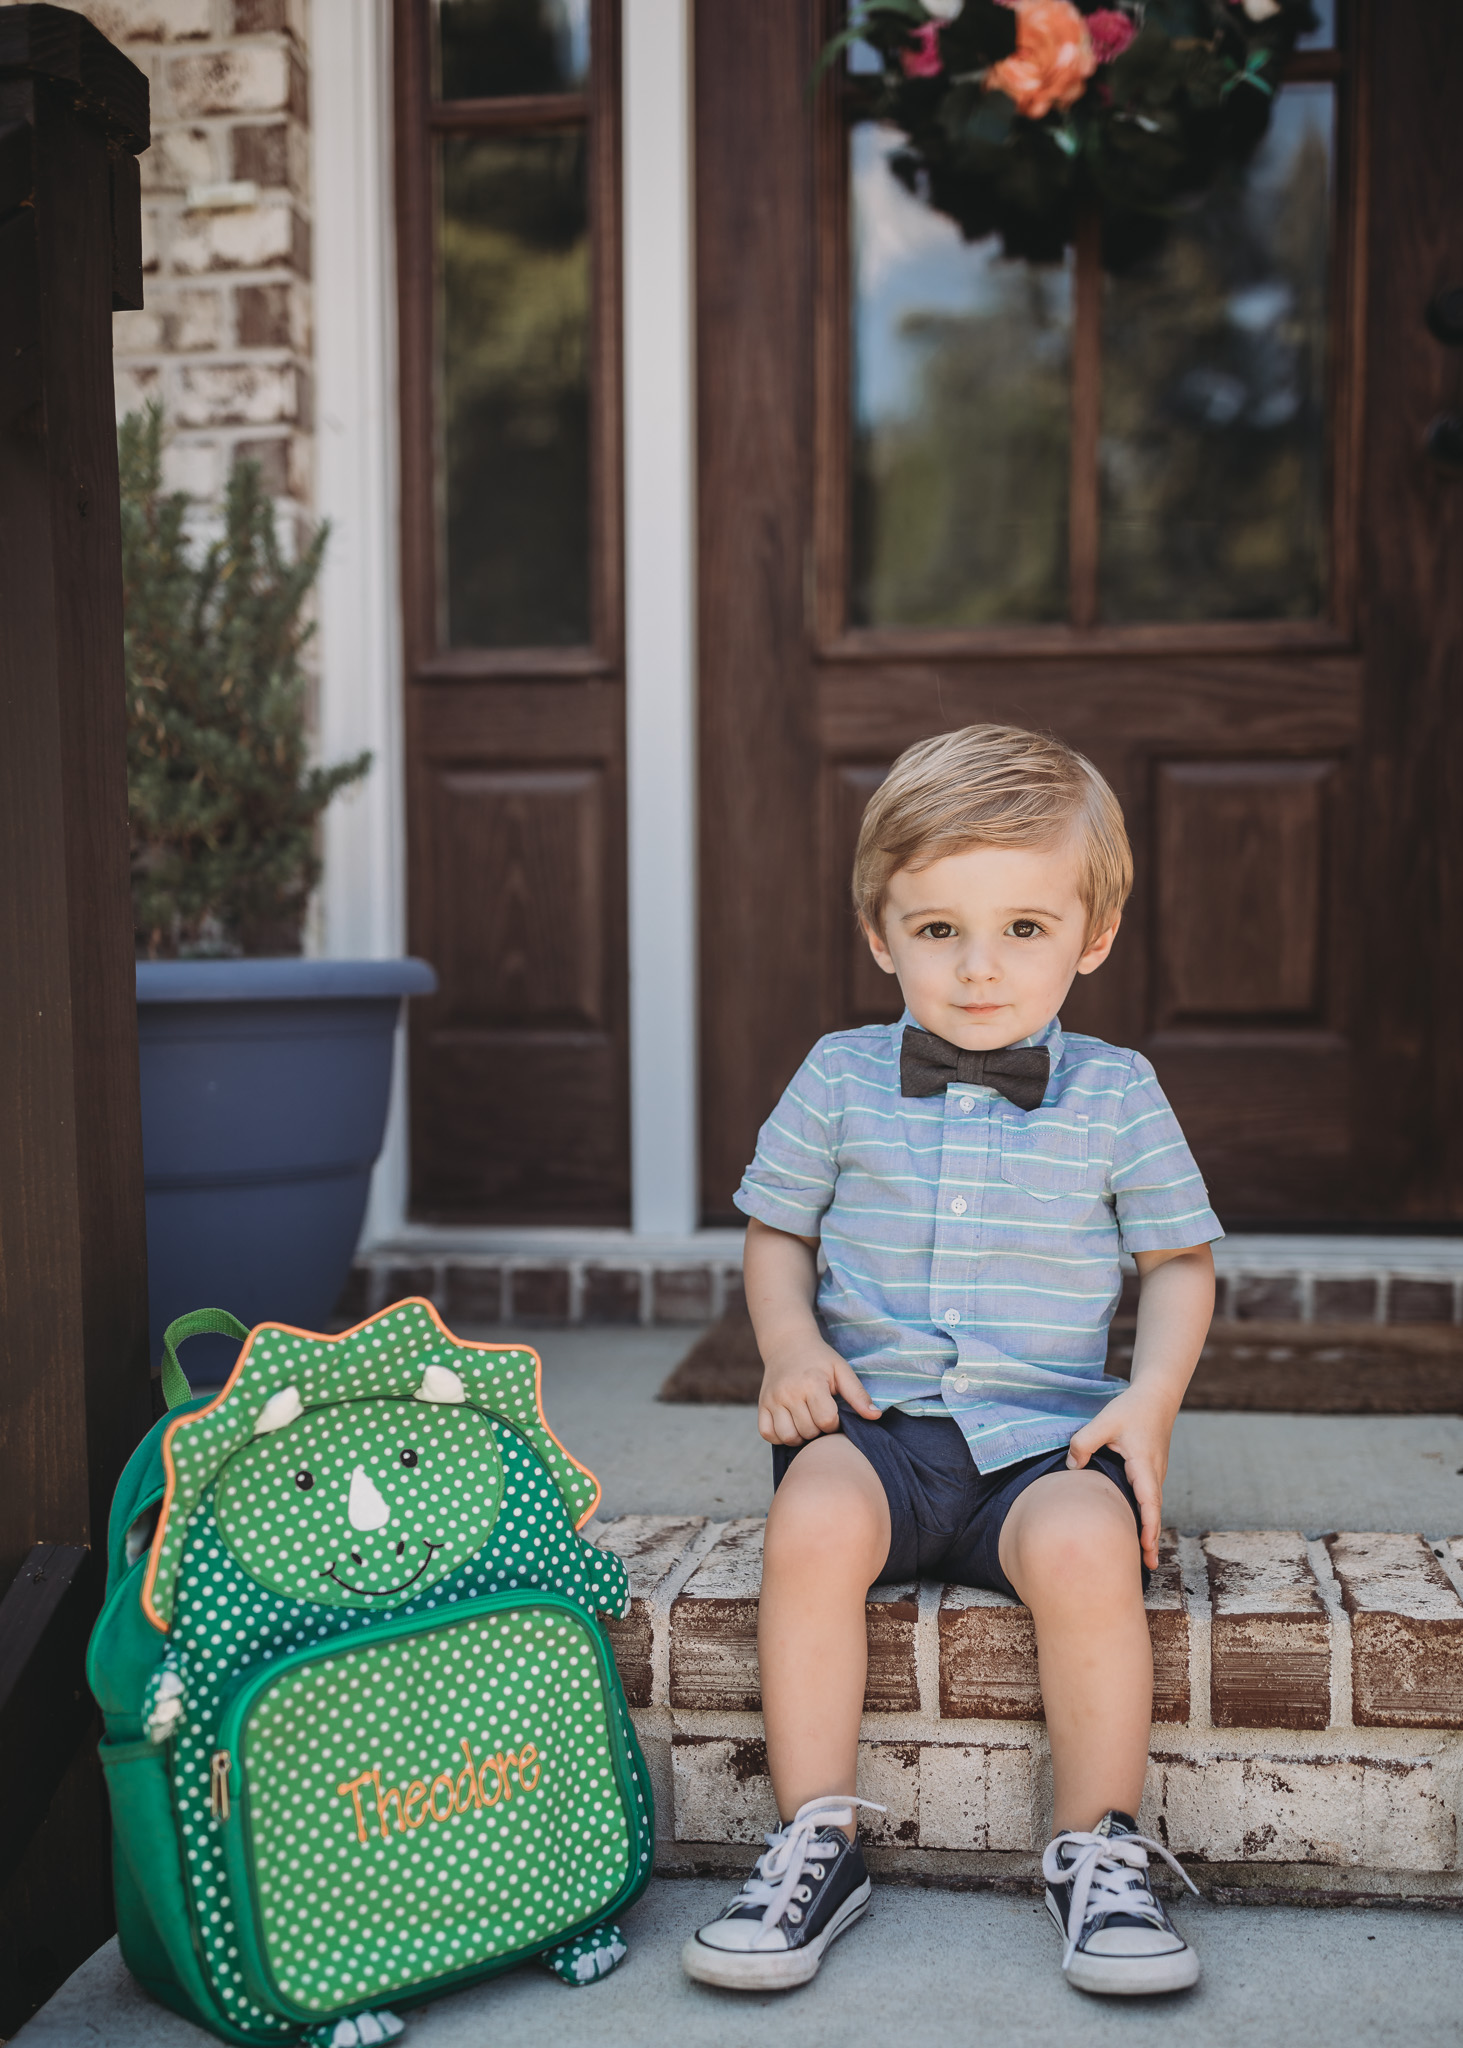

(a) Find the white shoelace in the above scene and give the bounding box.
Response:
[1041,1829,1200,1971]
[732,1795,886,1933]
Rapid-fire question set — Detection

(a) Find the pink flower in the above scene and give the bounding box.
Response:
[901,22,944,77]
[1085,8,1136,63]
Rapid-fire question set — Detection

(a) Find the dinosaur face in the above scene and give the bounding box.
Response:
[212,1397,505,1609]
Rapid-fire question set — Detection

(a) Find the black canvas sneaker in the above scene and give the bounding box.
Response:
[681,1795,883,1991]
[1043,1810,1201,1995]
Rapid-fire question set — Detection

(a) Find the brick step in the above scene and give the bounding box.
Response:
[592,1515,1463,1900]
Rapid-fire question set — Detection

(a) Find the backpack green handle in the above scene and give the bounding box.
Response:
[160,1310,250,1411]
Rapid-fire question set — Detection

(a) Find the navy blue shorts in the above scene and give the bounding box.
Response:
[771,1399,1146,1598]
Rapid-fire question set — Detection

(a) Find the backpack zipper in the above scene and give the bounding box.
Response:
[211,1749,231,1821]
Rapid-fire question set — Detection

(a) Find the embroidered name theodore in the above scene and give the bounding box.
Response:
[335,1738,541,1845]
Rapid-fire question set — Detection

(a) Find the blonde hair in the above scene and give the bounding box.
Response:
[852,724,1132,939]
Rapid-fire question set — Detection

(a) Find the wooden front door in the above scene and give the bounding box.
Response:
[395,0,629,1223]
[697,0,1463,1229]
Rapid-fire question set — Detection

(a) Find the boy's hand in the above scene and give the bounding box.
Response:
[1065,1383,1177,1573]
[757,1338,882,1447]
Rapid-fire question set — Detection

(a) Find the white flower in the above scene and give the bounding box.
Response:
[922,0,964,18]
[1241,0,1282,18]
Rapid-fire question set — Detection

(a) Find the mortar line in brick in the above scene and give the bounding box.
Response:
[638,1265,653,1328]
[567,1261,584,1325]
[500,1265,515,1320]
[652,1519,729,1710]
[915,1580,942,1720]
[1306,1536,1353,1730]
[1175,1534,1212,1731]
[1376,1272,1391,1325]
[1298,1271,1315,1323]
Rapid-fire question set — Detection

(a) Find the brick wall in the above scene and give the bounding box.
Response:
[8,0,315,526]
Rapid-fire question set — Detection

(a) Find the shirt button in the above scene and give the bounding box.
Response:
[944,1308,961,1325]
[951,1196,967,1216]
[959,1096,974,1113]
[951,1374,969,1393]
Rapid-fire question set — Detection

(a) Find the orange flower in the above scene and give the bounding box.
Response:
[986,0,1096,119]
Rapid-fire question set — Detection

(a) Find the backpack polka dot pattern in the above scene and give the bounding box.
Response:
[99,1302,651,2045]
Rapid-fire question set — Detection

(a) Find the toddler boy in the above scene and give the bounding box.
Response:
[681,724,1219,1997]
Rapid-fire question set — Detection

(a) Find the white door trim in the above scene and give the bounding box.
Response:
[623,0,700,1234]
[310,0,410,1244]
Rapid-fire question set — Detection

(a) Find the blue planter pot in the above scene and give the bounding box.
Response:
[136,957,436,1384]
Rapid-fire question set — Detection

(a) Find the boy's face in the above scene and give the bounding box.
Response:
[862,838,1118,1051]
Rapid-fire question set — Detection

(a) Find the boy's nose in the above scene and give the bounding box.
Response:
[347,1463,391,1531]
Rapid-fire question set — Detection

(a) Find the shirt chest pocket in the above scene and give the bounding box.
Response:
[999,1111,1090,1201]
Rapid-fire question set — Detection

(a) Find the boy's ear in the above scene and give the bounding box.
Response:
[861,914,898,977]
[1076,912,1121,976]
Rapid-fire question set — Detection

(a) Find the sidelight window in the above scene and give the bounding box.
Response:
[397,0,619,662]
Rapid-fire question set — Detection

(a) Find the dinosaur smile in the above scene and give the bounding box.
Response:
[323,1543,443,1597]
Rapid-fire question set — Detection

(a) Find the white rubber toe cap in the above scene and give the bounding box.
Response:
[691,1918,790,1955]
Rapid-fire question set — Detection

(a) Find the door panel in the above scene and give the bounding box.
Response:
[408,680,628,1221]
[429,766,609,1032]
[1152,759,1337,1027]
[698,0,1463,1227]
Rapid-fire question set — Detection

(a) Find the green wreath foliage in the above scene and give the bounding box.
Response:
[827,0,1317,270]
[121,404,371,958]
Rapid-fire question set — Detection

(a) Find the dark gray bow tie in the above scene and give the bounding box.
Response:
[900,1026,1050,1112]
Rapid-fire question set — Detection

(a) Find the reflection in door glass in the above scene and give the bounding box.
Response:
[1295,0,1335,49]
[436,132,590,647]
[1098,85,1334,624]
[434,0,590,100]
[849,124,1072,629]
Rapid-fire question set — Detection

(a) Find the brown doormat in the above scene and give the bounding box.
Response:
[658,1305,1463,1414]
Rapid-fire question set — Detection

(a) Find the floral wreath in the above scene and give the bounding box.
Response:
[824,0,1318,270]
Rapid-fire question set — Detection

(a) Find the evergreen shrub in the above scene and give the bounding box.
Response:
[121,404,371,958]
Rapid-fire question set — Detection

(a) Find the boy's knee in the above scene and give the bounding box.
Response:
[1003,1477,1140,1597]
[765,1450,887,1575]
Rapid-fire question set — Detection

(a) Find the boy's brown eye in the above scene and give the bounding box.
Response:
[922,922,955,940]
[1010,920,1040,939]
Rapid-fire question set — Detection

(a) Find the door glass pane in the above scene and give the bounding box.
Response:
[434,0,591,101]
[1098,84,1334,624]
[1296,0,1335,50]
[850,122,1072,629]
[436,131,591,648]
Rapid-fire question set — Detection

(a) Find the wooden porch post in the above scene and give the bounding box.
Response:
[0,6,151,2029]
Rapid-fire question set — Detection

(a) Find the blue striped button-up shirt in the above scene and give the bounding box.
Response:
[734,1014,1223,1472]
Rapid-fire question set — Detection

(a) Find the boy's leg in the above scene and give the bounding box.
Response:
[999,1467,1199,1995]
[682,1433,890,1991]
[997,1466,1151,1828]
[759,1433,891,1830]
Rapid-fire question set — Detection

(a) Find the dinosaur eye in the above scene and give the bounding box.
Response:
[294,1469,314,1490]
[400,1448,419,1469]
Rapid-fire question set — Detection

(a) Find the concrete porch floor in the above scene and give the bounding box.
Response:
[515,1325,1463,1533]
[19,1324,1463,2047]
[19,1878,1461,2048]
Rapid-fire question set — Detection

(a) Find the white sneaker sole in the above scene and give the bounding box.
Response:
[681,1880,872,1991]
[1046,1895,1200,1996]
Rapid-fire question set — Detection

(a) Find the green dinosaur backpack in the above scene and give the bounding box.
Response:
[87,1299,654,2047]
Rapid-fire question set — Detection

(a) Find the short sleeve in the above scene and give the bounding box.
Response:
[1108,1053,1224,1255]
[733,1048,839,1236]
